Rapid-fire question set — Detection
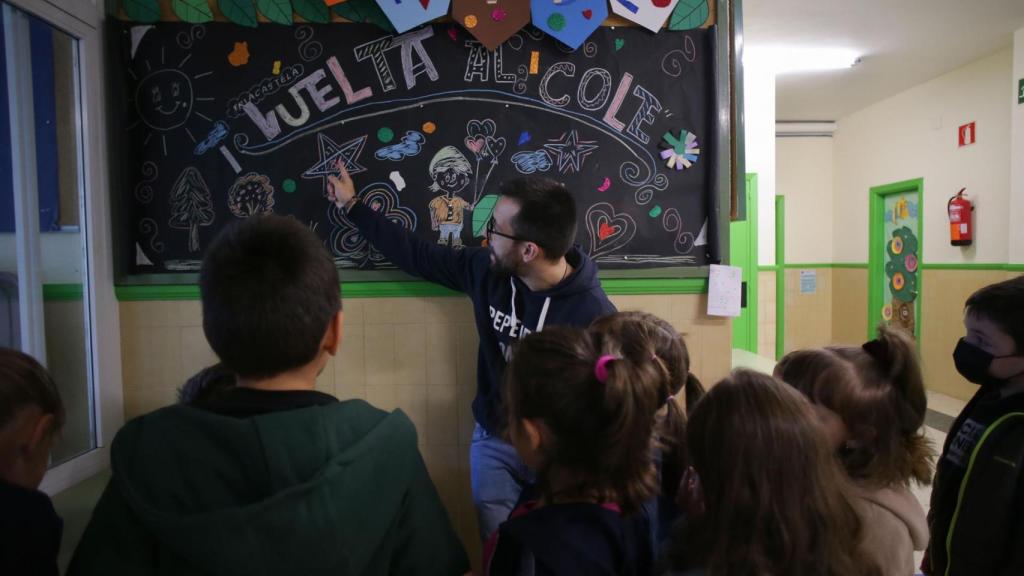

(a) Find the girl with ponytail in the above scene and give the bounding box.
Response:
[590,312,702,549]
[774,325,935,576]
[484,325,663,576]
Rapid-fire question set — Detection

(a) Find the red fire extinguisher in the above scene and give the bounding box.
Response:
[948,188,973,246]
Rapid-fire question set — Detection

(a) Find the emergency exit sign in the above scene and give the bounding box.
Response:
[1019,78,1024,104]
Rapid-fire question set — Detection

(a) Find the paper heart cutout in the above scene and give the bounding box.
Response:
[582,9,593,19]
[614,39,625,51]
[465,137,486,154]
[420,0,430,9]
[467,118,497,138]
[485,136,506,158]
[586,202,636,258]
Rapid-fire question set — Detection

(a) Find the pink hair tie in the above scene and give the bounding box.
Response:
[594,355,618,384]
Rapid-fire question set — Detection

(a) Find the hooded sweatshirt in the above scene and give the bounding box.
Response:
[852,483,929,576]
[347,200,616,435]
[67,399,468,576]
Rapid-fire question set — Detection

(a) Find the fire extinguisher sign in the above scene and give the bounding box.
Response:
[958,122,976,147]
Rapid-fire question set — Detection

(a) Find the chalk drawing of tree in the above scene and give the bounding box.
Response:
[169,167,215,252]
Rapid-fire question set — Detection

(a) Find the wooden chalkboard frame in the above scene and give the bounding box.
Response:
[110,0,742,289]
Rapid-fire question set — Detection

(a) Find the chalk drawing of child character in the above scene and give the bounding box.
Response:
[427,145,473,248]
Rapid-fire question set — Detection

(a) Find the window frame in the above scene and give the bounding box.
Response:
[3,0,123,495]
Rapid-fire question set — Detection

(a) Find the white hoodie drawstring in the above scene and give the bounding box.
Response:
[509,278,551,333]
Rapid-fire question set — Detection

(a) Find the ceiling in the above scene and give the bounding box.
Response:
[743,0,1024,121]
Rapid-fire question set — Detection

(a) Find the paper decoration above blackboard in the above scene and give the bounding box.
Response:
[668,0,710,30]
[530,0,608,50]
[610,0,680,33]
[375,0,452,34]
[453,0,531,51]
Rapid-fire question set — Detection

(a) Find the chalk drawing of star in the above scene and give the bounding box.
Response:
[302,133,368,186]
[543,130,599,174]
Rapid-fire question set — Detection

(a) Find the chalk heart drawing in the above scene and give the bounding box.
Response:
[465,136,486,155]
[586,202,636,258]
[467,118,497,139]
[486,136,507,157]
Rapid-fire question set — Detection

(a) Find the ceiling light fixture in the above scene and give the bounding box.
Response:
[744,47,861,74]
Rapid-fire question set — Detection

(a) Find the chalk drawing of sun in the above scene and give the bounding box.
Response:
[127,31,216,158]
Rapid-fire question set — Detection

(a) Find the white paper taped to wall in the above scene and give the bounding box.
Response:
[707,264,742,317]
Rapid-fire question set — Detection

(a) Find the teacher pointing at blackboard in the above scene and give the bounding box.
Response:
[328,163,616,542]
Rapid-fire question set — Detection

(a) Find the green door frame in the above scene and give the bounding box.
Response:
[731,174,759,352]
[775,195,785,359]
[868,178,924,341]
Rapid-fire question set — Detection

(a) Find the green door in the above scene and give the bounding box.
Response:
[730,174,758,352]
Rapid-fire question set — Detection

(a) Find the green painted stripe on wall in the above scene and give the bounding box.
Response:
[42,283,84,302]
[115,278,710,301]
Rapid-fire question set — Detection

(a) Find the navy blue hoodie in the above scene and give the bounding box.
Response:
[347,200,616,434]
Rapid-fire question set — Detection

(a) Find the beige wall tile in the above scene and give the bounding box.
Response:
[121,326,183,390]
[394,324,428,386]
[426,324,459,387]
[427,385,459,446]
[831,268,868,346]
[180,326,217,372]
[364,324,396,387]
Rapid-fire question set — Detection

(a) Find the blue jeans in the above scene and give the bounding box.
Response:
[470,423,534,542]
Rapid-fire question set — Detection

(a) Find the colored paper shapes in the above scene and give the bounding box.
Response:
[614,38,625,51]
[377,127,395,143]
[668,0,709,30]
[453,1,531,51]
[586,202,636,258]
[332,0,396,32]
[890,236,904,255]
[228,42,250,67]
[272,60,282,75]
[422,121,437,134]
[389,170,407,191]
[375,0,451,34]
[531,0,607,50]
[282,178,297,193]
[529,51,540,74]
[597,177,611,192]
[660,129,700,170]
[517,131,531,145]
[648,205,663,218]
[905,253,918,273]
[472,194,500,237]
[882,303,893,321]
[611,0,679,33]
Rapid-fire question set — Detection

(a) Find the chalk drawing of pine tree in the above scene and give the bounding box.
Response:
[169,167,215,253]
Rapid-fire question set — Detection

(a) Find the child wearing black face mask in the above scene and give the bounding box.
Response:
[923,275,1024,576]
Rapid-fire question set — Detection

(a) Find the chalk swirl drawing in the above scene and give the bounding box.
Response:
[662,207,696,254]
[661,36,697,77]
[329,182,417,267]
[510,150,553,174]
[586,202,637,258]
[227,173,276,218]
[514,64,529,94]
[168,167,214,253]
[295,26,324,62]
[375,130,426,161]
[138,217,164,253]
[634,173,668,205]
[134,161,158,203]
[583,41,598,58]
[175,25,205,49]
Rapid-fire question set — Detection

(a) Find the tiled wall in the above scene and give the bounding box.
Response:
[783,268,833,353]
[119,292,732,565]
[831,268,868,346]
[757,270,776,358]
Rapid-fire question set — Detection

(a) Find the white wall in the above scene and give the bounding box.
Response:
[776,137,834,263]
[833,48,1013,264]
[1011,28,1024,264]
[744,65,776,265]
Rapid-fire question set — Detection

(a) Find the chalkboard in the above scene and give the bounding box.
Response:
[118,21,717,274]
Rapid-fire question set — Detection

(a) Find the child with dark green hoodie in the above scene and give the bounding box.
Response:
[69,215,469,576]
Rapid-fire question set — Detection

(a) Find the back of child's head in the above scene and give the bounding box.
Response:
[588,311,703,500]
[964,275,1024,352]
[678,369,877,576]
[775,325,933,487]
[200,215,341,380]
[0,348,64,433]
[503,325,667,513]
[589,311,706,410]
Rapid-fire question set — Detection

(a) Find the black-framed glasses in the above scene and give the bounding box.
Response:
[486,217,529,242]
